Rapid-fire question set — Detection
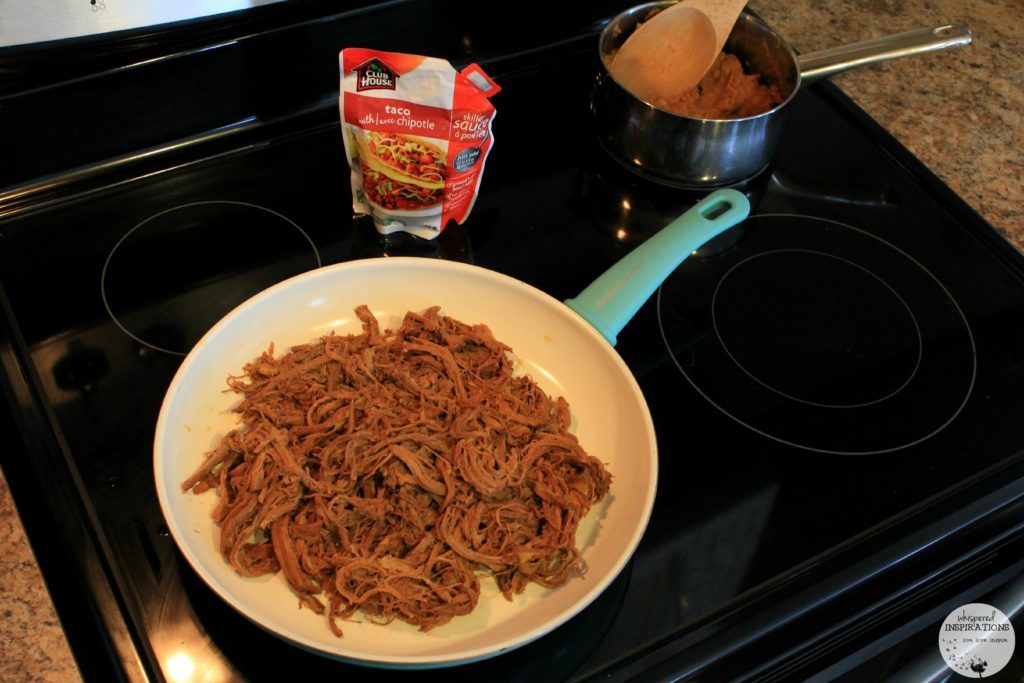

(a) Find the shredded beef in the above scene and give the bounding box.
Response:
[182,305,612,635]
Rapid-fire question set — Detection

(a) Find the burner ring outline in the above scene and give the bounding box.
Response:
[657,213,978,456]
[710,248,924,409]
[101,200,322,356]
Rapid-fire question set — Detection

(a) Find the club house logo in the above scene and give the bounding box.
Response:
[939,603,1015,677]
[354,58,399,92]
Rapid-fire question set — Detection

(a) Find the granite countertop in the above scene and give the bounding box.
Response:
[750,0,1023,249]
[1,0,1021,680]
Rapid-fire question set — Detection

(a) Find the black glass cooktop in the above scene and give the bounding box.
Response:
[3,13,1024,682]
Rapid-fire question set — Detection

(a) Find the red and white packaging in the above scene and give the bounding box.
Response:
[339,49,500,239]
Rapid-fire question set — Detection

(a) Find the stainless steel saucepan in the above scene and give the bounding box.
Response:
[592,2,972,188]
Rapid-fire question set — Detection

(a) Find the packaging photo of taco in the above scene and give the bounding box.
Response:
[356,130,447,212]
[339,49,498,237]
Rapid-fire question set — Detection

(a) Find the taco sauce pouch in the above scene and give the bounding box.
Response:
[339,49,499,239]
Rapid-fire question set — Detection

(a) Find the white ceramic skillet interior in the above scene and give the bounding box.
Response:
[154,256,658,668]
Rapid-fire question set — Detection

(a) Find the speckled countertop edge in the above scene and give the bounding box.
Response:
[0,469,83,682]
[1,1,1021,680]
[750,0,1024,252]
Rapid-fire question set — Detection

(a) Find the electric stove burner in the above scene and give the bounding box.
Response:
[712,249,923,409]
[101,201,321,355]
[657,214,977,455]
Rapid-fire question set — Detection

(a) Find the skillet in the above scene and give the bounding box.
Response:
[153,188,749,667]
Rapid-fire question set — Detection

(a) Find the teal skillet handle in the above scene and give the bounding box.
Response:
[564,188,750,346]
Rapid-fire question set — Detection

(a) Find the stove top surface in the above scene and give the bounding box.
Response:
[3,11,1024,681]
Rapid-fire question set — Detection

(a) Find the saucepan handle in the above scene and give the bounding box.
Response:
[798,23,972,85]
[565,188,749,346]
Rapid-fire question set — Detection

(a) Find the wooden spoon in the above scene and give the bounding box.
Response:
[609,5,717,105]
[678,0,749,59]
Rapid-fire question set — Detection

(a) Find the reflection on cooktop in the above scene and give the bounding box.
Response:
[157,551,632,681]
